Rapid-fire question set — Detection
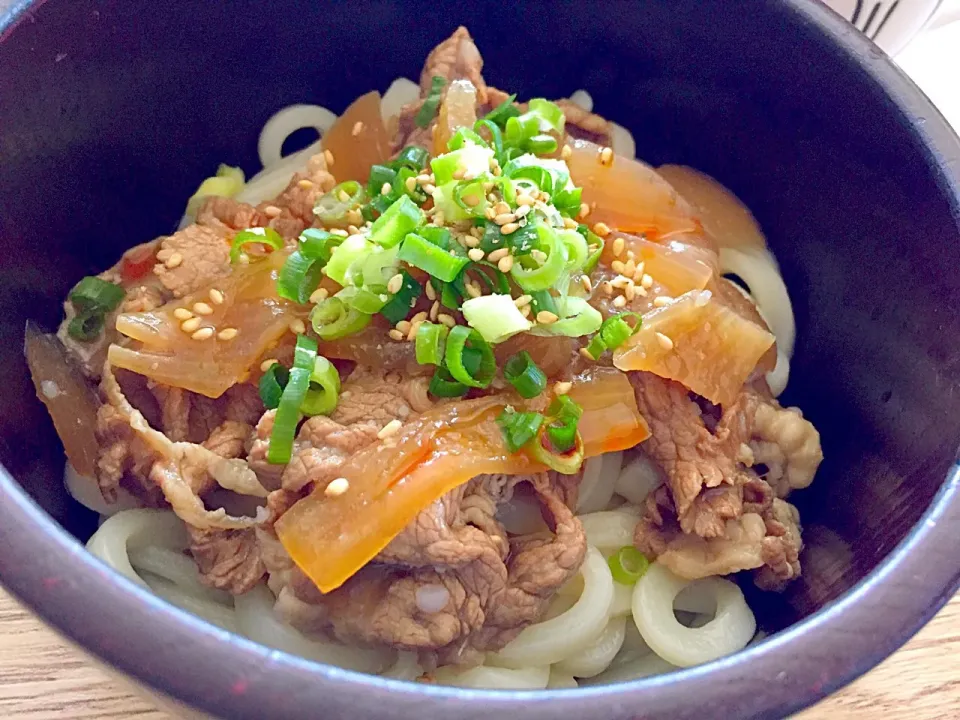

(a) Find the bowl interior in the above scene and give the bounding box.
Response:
[2,0,960,712]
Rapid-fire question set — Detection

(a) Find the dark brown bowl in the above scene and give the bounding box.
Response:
[2,1,960,718]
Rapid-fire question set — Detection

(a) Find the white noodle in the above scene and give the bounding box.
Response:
[434,664,550,690]
[608,580,634,618]
[546,669,579,689]
[632,564,756,668]
[382,652,423,681]
[381,77,421,123]
[128,545,231,605]
[576,451,623,514]
[568,90,594,112]
[581,650,678,685]
[140,572,238,632]
[257,104,337,169]
[87,509,190,587]
[553,615,627,679]
[614,454,665,505]
[488,546,614,669]
[577,508,640,552]
[64,464,140,516]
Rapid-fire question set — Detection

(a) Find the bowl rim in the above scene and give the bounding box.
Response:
[3,1,960,718]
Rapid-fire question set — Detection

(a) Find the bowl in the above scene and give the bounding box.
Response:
[2,1,960,718]
[820,0,942,54]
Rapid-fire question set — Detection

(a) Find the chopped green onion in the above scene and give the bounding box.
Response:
[395,145,430,171]
[429,365,470,398]
[369,195,424,248]
[584,334,607,360]
[293,333,317,370]
[527,98,566,134]
[510,225,567,292]
[528,133,558,156]
[418,225,453,249]
[484,93,519,128]
[474,119,504,161]
[447,127,488,151]
[532,297,603,337]
[67,311,105,341]
[431,145,495,186]
[367,164,398,196]
[461,294,532,344]
[600,312,643,351]
[334,286,388,314]
[416,76,446,128]
[496,408,544,453]
[444,326,496,388]
[258,363,289,409]
[553,187,583,217]
[415,322,448,365]
[398,232,470,282]
[229,227,283,264]
[278,250,324,304]
[454,261,510,296]
[505,113,540,147]
[358,244,400,289]
[440,279,462,310]
[452,178,489,218]
[300,355,341,416]
[380,270,422,324]
[530,424,584,474]
[267,365,309,464]
[503,351,547,399]
[608,546,650,585]
[502,154,570,196]
[529,290,559,318]
[299,228,342,262]
[545,395,583,453]
[579,226,604,274]
[313,180,366,226]
[508,222,540,256]
[323,234,373,286]
[395,166,428,205]
[69,276,125,314]
[310,297,372,340]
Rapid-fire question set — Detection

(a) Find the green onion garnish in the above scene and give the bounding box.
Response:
[600,312,643,351]
[300,355,341,416]
[69,276,125,314]
[484,94,519,128]
[299,228,342,262]
[310,297,372,340]
[369,195,424,248]
[529,425,584,474]
[510,225,567,292]
[474,119,504,161]
[544,395,583,454]
[444,326,496,389]
[415,322,448,365]
[323,234,372,286]
[527,133,558,155]
[503,351,547,399]
[334,286,388,314]
[314,180,367,226]
[267,334,319,464]
[380,270,422,324]
[415,76,446,128]
[529,290,559,318]
[447,127,488,151]
[277,250,324,304]
[258,362,289,410]
[395,145,430,171]
[67,311,106,341]
[229,227,283,264]
[531,297,602,338]
[608,546,650,585]
[505,114,540,147]
[461,294,532,344]
[557,228,589,272]
[367,164,398,197]
[398,232,470,282]
[496,408,545,453]
[429,365,470,398]
[527,98,566,134]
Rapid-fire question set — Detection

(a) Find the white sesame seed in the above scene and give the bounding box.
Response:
[387,273,404,294]
[381,182,392,196]
[695,290,713,307]
[433,210,445,226]
[329,228,349,237]
[501,222,519,235]
[653,296,672,307]
[193,302,214,316]
[625,284,636,301]
[164,252,183,269]
[521,304,532,318]
[592,222,611,237]
[337,189,350,203]
[554,381,573,395]
[579,202,591,219]
[297,179,314,190]
[437,313,456,328]
[309,287,329,303]
[613,295,627,308]
[602,281,613,296]
[394,321,411,335]
[537,310,559,324]
[208,288,225,305]
[388,329,405,341]
[405,176,417,192]
[425,282,437,301]
[580,276,593,293]
[324,149,335,167]
[412,311,429,324]
[599,147,614,166]
[514,294,532,308]
[352,121,364,136]
[263,205,282,218]
[260,359,278,372]
[173,308,193,321]
[325,477,349,497]
[580,347,595,360]
[530,249,548,265]
[407,320,422,341]
[422,182,437,194]
[622,259,636,277]
[656,332,674,350]
[464,234,480,248]
[217,327,239,341]
[497,255,515,272]
[611,260,626,274]
[180,317,201,333]
[468,248,485,262]
[378,419,403,439]
[487,248,510,262]
[429,301,440,321]
[192,327,214,341]
[514,204,531,219]
[641,274,654,289]
[465,282,482,298]
[494,212,516,225]
[563,217,579,229]
[289,319,306,335]
[516,194,535,207]
[561,144,572,160]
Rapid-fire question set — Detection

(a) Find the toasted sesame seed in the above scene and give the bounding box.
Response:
[580,275,593,293]
[579,203,591,219]
[192,327,214,341]
[514,294,532,308]
[337,189,350,203]
[484,207,496,220]
[531,249,548,265]
[656,332,674,350]
[514,204,532,219]
[324,149,335,167]
[464,282,481,298]
[641,274,654,289]
[433,210,445,226]
[494,212,516,226]
[497,254,514,272]
[625,284,636,301]
[611,260,626,274]
[378,419,402,439]
[452,167,466,180]
[164,252,184,269]
[193,302,214,316]
[602,281,614,296]
[580,347,595,360]
[612,237,625,257]
[404,320,419,341]
[297,179,314,190]
[537,310,559,324]
[404,176,417,192]
[387,273,404,294]
[563,217,579,229]
[464,193,482,207]
[173,308,193,321]
[467,248,485,262]
[695,290,712,307]
[621,259,635,277]
[352,121,364,136]
[415,173,431,184]
[208,288,225,305]
[325,477,349,497]
[180,317,201,333]
[217,327,239,341]
[599,147,614,166]
[438,313,456,328]
[289,319,306,335]
[395,320,412,335]
[378,182,391,196]
[429,301,440,321]
[388,329,405,341]
[554,381,573,395]
[561,144,572,159]
[493,201,510,215]
[263,205,282,218]
[613,295,627,308]
[521,304,532,318]
[592,222,611,237]
[636,286,648,298]
[309,287,329,303]
[411,311,429,324]
[610,275,631,289]
[260,359,278,372]
[464,234,480,248]
[329,228,349,237]
[487,248,510,262]
[425,282,437,301]
[501,222,519,235]
[653,296,672,307]
[516,194,535,207]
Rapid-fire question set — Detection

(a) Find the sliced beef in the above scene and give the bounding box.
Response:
[750,401,823,498]
[153,224,231,298]
[419,26,488,104]
[188,526,266,594]
[555,99,613,147]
